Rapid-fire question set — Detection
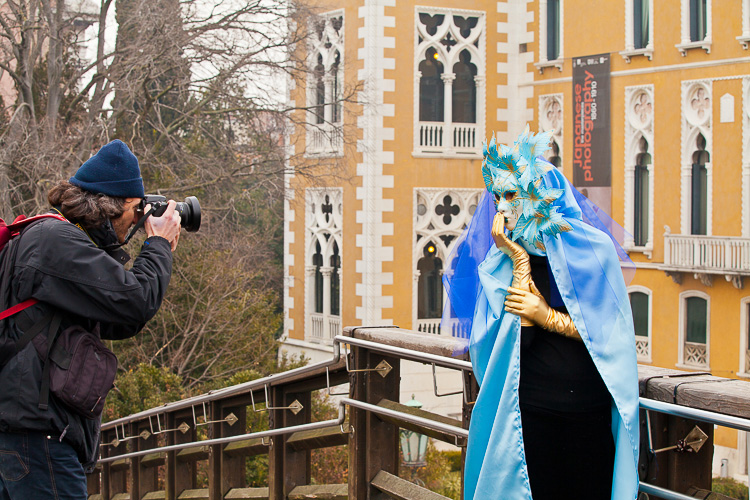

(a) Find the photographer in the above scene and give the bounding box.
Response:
[0,140,181,499]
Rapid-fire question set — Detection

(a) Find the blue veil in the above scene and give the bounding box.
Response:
[443,166,640,500]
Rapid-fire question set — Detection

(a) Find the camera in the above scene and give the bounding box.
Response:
[138,195,201,232]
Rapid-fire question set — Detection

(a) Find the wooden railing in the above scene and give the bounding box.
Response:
[88,327,750,500]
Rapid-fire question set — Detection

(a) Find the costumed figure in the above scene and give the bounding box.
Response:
[443,128,640,500]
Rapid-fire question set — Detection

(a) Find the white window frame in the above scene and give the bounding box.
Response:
[305,188,343,344]
[739,297,750,378]
[413,188,482,336]
[305,10,344,157]
[628,286,652,363]
[676,0,712,56]
[624,85,654,256]
[621,0,654,62]
[534,0,564,73]
[680,80,713,236]
[413,6,486,158]
[739,0,750,48]
[678,290,711,370]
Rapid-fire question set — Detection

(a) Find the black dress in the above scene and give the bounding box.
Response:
[519,254,615,500]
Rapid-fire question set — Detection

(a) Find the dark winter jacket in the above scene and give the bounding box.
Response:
[0,214,172,471]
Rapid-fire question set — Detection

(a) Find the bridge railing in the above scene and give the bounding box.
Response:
[88,327,750,500]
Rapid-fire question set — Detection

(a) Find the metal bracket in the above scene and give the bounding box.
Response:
[340,422,354,436]
[344,349,392,378]
[191,402,238,428]
[432,363,462,398]
[148,413,191,436]
[653,425,708,454]
[103,423,152,448]
[250,384,304,415]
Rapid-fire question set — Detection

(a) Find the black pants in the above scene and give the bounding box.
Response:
[521,405,615,500]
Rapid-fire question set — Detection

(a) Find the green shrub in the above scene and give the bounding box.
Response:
[713,477,749,500]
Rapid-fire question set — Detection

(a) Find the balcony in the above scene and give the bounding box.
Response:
[309,313,340,343]
[661,230,750,288]
[306,123,343,156]
[416,122,479,157]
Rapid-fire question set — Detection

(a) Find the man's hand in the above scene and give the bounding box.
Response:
[504,286,549,326]
[144,200,181,252]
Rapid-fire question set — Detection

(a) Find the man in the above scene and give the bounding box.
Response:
[0,139,181,499]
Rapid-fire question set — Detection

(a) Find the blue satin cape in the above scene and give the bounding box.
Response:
[460,168,640,500]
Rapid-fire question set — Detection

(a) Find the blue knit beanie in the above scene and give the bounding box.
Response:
[69,140,145,198]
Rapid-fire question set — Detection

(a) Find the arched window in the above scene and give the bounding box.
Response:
[691,133,709,235]
[313,241,324,314]
[690,0,708,42]
[330,241,340,316]
[686,296,708,344]
[314,55,325,125]
[415,10,484,155]
[628,289,651,361]
[417,243,443,319]
[630,291,649,338]
[681,293,709,367]
[419,47,444,122]
[331,51,342,124]
[547,0,561,60]
[634,137,651,246]
[452,50,477,123]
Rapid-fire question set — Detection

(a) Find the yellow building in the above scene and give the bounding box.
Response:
[282,0,750,475]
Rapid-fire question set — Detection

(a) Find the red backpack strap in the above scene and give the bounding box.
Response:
[0,214,66,320]
[0,298,38,321]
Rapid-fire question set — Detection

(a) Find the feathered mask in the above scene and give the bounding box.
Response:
[481,126,572,251]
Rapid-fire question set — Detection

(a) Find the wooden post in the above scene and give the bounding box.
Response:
[268,385,312,499]
[165,412,195,500]
[348,345,401,499]
[133,421,159,499]
[208,401,247,500]
[461,370,479,500]
[85,467,100,499]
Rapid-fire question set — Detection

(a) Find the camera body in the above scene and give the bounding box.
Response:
[138,195,201,232]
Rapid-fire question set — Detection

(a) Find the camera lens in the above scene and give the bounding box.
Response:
[175,196,201,232]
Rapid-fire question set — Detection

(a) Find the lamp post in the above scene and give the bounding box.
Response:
[400,394,429,483]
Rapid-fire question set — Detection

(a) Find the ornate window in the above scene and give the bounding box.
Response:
[539,94,563,169]
[414,8,485,157]
[621,0,654,61]
[677,0,712,55]
[628,287,651,362]
[305,188,343,343]
[535,0,564,72]
[680,81,712,235]
[624,86,654,254]
[307,12,344,156]
[691,134,709,235]
[679,291,710,368]
[413,188,482,335]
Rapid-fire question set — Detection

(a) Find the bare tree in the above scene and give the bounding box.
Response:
[0,0,357,387]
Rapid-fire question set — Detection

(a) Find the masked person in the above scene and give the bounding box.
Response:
[0,140,181,499]
[445,128,640,500]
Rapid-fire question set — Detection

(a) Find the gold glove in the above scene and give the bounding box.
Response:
[504,286,582,342]
[491,213,537,326]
